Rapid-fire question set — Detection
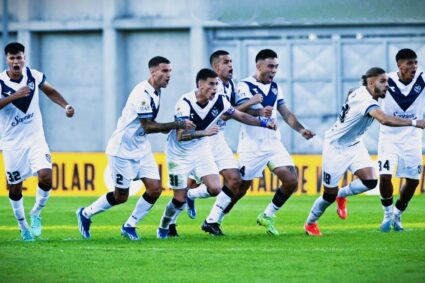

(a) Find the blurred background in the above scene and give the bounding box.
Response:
[2,0,425,154]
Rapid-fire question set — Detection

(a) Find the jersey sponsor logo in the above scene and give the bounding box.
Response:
[11,112,34,126]
[392,112,416,119]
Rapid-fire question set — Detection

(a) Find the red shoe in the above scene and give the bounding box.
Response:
[336,196,347,219]
[304,223,321,236]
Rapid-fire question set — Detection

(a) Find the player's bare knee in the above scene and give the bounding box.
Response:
[146,182,163,198]
[207,185,222,196]
[8,184,23,200]
[283,177,298,193]
[360,179,378,190]
[226,176,242,192]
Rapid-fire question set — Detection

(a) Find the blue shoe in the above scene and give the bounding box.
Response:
[393,215,404,232]
[21,228,35,242]
[156,227,169,239]
[76,207,91,239]
[121,225,140,240]
[30,215,42,237]
[380,215,392,232]
[186,197,196,219]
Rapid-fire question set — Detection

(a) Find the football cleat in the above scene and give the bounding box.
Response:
[186,197,196,219]
[256,213,279,236]
[304,223,322,236]
[201,221,224,236]
[168,224,179,237]
[393,215,404,232]
[336,196,347,219]
[76,207,92,239]
[380,215,392,232]
[30,215,42,237]
[121,225,140,240]
[21,228,35,242]
[156,227,169,239]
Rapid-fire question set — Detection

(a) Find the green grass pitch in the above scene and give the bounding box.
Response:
[1,195,424,283]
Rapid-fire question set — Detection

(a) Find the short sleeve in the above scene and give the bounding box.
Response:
[175,99,191,120]
[32,69,46,87]
[236,81,252,105]
[134,90,154,119]
[277,85,285,106]
[359,96,380,116]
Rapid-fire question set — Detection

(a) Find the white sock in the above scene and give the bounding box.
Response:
[206,190,232,223]
[159,200,185,229]
[338,179,368,198]
[82,194,112,219]
[9,197,29,231]
[394,206,403,218]
[170,203,186,225]
[263,202,280,217]
[31,187,50,216]
[124,195,154,227]
[187,184,211,200]
[306,196,332,224]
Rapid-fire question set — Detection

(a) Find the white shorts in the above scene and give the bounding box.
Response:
[2,141,52,185]
[108,153,160,189]
[378,139,423,179]
[322,141,374,187]
[167,146,219,190]
[238,142,294,181]
[189,133,239,183]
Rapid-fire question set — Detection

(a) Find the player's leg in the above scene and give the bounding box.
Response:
[377,139,398,231]
[185,177,200,219]
[157,189,186,239]
[305,142,347,236]
[8,182,34,241]
[30,168,52,237]
[391,144,422,231]
[200,174,224,236]
[257,165,297,236]
[3,148,34,241]
[206,168,239,226]
[76,156,131,239]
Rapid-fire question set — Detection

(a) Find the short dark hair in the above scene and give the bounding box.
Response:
[395,48,417,62]
[255,49,277,62]
[148,56,170,68]
[361,67,386,86]
[196,68,217,86]
[4,42,25,55]
[209,50,229,66]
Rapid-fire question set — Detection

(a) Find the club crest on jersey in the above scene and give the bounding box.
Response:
[27,81,35,91]
[45,154,51,163]
[271,87,277,95]
[414,84,422,94]
[211,107,219,117]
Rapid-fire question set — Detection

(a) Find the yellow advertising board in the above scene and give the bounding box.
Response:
[0,153,424,196]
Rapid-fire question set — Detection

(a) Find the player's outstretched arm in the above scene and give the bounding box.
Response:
[0,86,31,110]
[141,118,195,134]
[228,109,276,130]
[278,104,315,139]
[40,82,74,117]
[369,108,425,128]
[177,125,219,141]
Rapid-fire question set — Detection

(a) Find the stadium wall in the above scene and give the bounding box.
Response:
[1,153,424,196]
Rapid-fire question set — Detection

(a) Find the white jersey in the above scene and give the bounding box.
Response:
[325,86,380,147]
[167,90,234,155]
[214,77,237,131]
[105,80,160,160]
[379,71,425,143]
[0,67,46,150]
[236,76,284,153]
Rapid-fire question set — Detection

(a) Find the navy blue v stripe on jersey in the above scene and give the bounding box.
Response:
[183,95,226,131]
[387,73,425,112]
[243,81,279,107]
[0,67,36,114]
